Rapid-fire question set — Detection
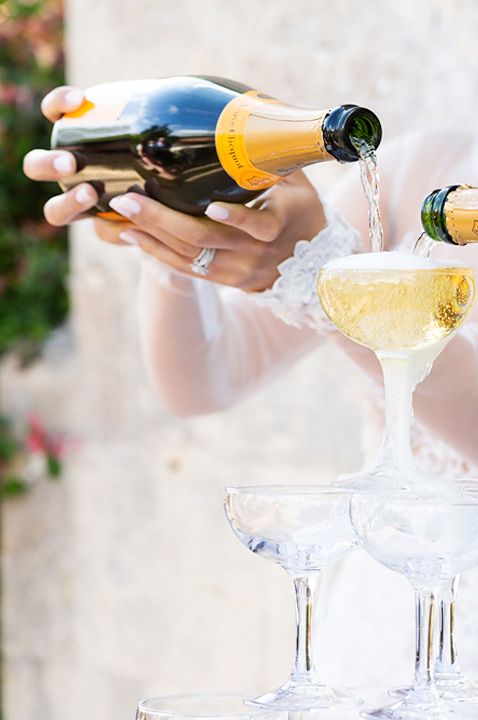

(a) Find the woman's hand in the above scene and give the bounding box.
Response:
[103,172,325,291]
[24,86,325,292]
[23,86,101,225]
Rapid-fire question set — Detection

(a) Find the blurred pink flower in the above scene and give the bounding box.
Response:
[26,414,79,459]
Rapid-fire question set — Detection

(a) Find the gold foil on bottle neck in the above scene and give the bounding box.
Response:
[445,186,478,246]
[215,91,333,191]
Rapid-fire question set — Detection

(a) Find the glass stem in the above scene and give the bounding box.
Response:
[289,572,321,684]
[436,576,461,676]
[376,355,415,472]
[413,587,438,692]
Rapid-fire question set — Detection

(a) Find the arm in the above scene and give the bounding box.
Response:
[137,267,320,415]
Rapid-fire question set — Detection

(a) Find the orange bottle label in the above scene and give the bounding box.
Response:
[215,91,330,191]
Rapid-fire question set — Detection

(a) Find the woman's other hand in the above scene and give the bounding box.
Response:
[23,86,102,226]
[103,171,325,291]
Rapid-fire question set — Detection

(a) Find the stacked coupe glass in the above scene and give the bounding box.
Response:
[136,251,478,720]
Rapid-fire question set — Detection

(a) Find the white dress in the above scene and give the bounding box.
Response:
[137,127,478,688]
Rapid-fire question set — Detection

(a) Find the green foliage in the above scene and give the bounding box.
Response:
[0,0,68,365]
[0,415,18,463]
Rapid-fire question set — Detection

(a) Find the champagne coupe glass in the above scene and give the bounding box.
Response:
[224,485,358,711]
[136,693,285,720]
[350,483,478,719]
[317,254,475,491]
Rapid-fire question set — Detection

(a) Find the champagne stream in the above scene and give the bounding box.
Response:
[414,232,435,259]
[353,138,383,253]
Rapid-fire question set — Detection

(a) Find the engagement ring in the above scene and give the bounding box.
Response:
[190,247,215,276]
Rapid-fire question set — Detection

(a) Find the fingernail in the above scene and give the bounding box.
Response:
[26,149,49,161]
[119,231,139,246]
[64,90,84,109]
[76,186,95,205]
[53,154,76,173]
[109,196,141,218]
[205,203,229,221]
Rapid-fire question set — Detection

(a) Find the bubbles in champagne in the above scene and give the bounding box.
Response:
[318,252,475,353]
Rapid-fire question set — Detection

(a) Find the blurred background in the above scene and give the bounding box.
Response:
[2,1,478,719]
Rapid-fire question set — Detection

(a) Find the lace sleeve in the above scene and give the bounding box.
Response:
[252,201,362,332]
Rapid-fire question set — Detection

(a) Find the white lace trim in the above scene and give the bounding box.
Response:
[252,202,362,332]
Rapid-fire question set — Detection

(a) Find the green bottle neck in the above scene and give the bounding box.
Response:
[421,185,460,244]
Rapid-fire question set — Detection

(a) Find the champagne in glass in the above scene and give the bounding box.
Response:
[317,251,475,490]
[318,252,474,353]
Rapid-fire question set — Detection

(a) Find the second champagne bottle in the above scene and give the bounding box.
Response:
[51,75,382,217]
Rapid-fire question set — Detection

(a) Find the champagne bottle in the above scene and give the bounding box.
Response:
[51,75,382,218]
[422,185,478,246]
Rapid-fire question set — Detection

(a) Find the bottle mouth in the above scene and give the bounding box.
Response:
[323,105,382,162]
[345,110,382,153]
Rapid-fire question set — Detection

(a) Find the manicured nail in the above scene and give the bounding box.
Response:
[53,154,76,173]
[205,203,229,221]
[109,196,141,218]
[26,149,49,161]
[76,186,95,205]
[119,231,139,246]
[64,90,84,109]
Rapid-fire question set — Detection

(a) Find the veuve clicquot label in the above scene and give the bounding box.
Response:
[215,90,330,191]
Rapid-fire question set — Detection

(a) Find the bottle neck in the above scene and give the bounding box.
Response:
[216,95,382,192]
[421,185,460,244]
[216,95,334,192]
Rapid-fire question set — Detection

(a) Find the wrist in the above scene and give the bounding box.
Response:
[252,200,362,332]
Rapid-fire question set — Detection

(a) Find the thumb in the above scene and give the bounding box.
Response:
[204,201,284,243]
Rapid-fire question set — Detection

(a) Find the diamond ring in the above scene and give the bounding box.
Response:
[190,247,216,276]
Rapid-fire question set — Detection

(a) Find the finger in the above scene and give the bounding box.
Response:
[204,200,284,243]
[108,194,252,250]
[93,218,195,257]
[23,149,77,181]
[118,229,206,276]
[43,183,98,226]
[41,86,85,122]
[92,218,137,246]
[121,229,234,281]
[127,229,267,290]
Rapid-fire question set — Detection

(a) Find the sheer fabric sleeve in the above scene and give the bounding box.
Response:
[137,262,320,416]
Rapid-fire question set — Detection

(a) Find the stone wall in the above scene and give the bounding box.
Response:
[3,2,478,718]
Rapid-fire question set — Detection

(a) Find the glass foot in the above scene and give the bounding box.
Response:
[363,689,454,719]
[363,700,449,719]
[435,672,478,703]
[390,675,478,704]
[250,679,355,711]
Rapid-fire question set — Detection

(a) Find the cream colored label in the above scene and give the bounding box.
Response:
[445,186,478,245]
[215,91,331,191]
